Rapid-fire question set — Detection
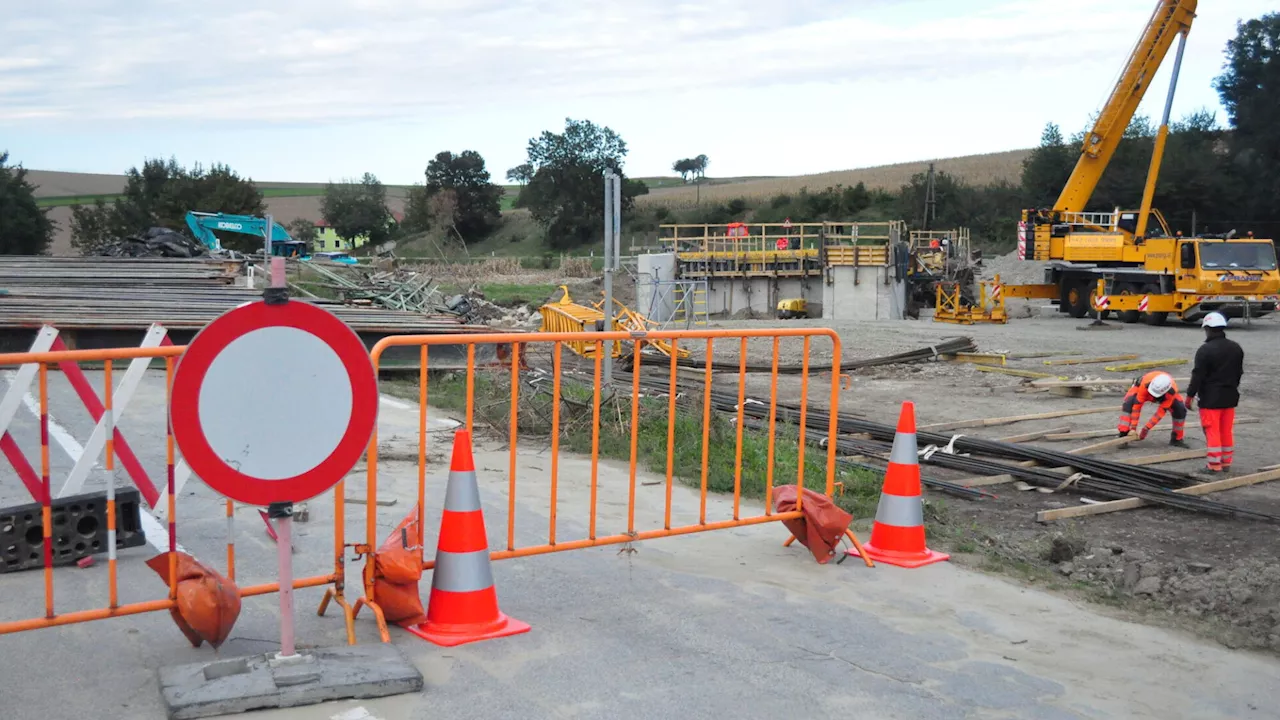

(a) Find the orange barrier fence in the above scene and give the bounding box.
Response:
[0,326,845,647]
[349,328,844,642]
[0,339,357,643]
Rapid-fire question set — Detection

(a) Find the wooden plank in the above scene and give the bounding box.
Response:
[997,425,1072,443]
[1066,436,1135,455]
[1125,449,1205,466]
[1044,420,1258,442]
[1044,429,1115,441]
[1031,377,1189,388]
[1043,354,1140,366]
[1105,358,1188,372]
[1048,386,1094,399]
[942,352,1007,366]
[920,406,1114,433]
[974,365,1061,380]
[1260,463,1280,472]
[1006,351,1083,360]
[961,474,1017,488]
[1037,468,1280,522]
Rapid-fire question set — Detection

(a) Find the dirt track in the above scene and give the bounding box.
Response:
[691,310,1280,653]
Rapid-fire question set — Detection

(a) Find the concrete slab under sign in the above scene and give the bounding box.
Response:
[157,644,423,719]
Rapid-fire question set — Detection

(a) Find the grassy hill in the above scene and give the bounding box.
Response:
[29,149,1029,256]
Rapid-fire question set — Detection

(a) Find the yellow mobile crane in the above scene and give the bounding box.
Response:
[1006,0,1280,324]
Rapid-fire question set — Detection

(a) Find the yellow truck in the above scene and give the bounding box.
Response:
[1005,0,1280,324]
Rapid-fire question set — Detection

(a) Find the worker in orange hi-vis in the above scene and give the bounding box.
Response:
[1186,312,1244,473]
[1117,371,1188,447]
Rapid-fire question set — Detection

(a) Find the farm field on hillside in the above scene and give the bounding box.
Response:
[639,149,1030,208]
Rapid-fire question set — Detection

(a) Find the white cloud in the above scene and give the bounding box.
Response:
[1,0,1272,179]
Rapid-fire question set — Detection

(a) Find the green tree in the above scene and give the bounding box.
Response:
[1081,114,1156,213]
[1150,110,1232,234]
[1214,12,1280,228]
[517,118,647,249]
[897,170,1024,250]
[425,150,503,241]
[400,184,433,235]
[69,157,265,253]
[1020,123,1074,208]
[0,152,55,255]
[673,158,694,182]
[287,218,318,249]
[691,154,709,181]
[320,173,392,246]
[505,163,534,186]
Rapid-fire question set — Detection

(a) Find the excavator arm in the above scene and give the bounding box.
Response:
[1054,0,1197,215]
[184,211,294,252]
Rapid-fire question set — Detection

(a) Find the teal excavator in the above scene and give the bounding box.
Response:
[184,211,357,264]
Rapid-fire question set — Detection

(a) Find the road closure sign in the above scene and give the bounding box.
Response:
[170,299,378,506]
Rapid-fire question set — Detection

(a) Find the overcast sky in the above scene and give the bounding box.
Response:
[1,0,1269,184]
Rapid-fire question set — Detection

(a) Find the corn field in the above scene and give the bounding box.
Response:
[637,149,1031,209]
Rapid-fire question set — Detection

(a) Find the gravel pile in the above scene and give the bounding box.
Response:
[980,249,1050,285]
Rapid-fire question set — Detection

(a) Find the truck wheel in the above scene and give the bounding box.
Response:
[1064,280,1091,318]
[1140,284,1168,326]
[1116,285,1140,324]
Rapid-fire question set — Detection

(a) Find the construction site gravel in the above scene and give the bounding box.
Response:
[687,310,1280,654]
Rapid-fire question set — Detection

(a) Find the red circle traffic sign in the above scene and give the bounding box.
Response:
[170,299,378,506]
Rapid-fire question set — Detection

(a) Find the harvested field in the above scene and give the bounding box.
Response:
[640,149,1031,208]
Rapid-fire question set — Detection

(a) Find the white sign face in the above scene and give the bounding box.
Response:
[197,326,353,480]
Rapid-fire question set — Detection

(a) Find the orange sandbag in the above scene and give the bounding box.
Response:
[374,507,426,626]
[773,485,853,564]
[146,551,241,649]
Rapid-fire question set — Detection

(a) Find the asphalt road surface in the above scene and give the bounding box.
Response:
[0,368,1276,719]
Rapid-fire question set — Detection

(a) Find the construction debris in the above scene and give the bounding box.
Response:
[93,227,210,259]
[301,261,441,313]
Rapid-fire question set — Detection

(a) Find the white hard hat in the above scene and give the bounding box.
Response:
[1202,312,1228,328]
[1148,373,1173,398]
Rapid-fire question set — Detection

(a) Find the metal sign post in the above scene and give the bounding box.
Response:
[170,276,377,665]
[264,213,274,263]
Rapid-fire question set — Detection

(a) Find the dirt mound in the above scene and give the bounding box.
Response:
[1048,538,1280,652]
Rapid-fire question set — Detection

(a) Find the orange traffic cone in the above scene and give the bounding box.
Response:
[404,429,530,646]
[847,401,949,568]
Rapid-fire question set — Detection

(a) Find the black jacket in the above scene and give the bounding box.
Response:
[1186,334,1244,409]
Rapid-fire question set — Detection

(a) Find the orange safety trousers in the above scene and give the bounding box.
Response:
[1199,407,1235,471]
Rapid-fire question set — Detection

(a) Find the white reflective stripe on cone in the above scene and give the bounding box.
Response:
[432,549,495,593]
[874,493,924,528]
[443,471,481,512]
[889,432,918,465]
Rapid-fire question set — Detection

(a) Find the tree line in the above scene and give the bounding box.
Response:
[1,12,1274,257]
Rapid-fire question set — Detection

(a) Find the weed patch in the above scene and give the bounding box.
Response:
[383,370,882,518]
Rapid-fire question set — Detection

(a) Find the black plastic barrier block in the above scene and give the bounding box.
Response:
[1,488,146,573]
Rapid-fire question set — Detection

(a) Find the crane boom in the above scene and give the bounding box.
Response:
[1054,0,1197,214]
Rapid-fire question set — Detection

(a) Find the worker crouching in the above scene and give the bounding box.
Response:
[1117,371,1188,447]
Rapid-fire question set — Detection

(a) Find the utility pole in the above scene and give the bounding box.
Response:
[923,163,936,231]
[602,170,621,385]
